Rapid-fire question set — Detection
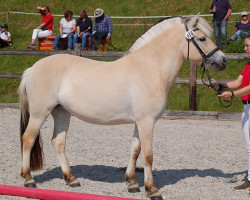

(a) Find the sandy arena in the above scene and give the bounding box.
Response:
[0,108,249,200]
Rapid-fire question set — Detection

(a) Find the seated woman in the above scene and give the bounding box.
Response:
[52,10,76,51]
[73,10,92,50]
[0,24,12,48]
[28,6,53,50]
[229,11,250,42]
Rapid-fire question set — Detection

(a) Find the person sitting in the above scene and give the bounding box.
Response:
[28,6,53,50]
[73,10,92,50]
[52,10,76,51]
[228,11,250,42]
[0,24,12,48]
[89,8,112,51]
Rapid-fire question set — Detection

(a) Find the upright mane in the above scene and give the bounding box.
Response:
[128,15,213,54]
[128,17,183,53]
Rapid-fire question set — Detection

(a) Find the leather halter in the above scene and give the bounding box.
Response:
[184,23,220,68]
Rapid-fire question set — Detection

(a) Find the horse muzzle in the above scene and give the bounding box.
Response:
[206,51,227,72]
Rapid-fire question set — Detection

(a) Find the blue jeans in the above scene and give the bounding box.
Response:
[231,30,248,41]
[73,32,92,50]
[89,31,108,50]
[213,19,227,49]
[52,32,74,50]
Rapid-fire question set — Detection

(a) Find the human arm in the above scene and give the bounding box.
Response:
[209,2,216,13]
[107,15,112,38]
[36,23,46,29]
[218,75,245,100]
[224,9,232,20]
[59,23,63,37]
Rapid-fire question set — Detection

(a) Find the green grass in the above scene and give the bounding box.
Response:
[0,0,249,111]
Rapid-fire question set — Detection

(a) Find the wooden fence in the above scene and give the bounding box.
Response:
[0,50,249,110]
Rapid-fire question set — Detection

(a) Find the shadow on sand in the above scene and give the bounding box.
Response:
[34,165,246,189]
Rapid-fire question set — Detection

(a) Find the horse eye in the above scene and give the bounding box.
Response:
[199,37,206,41]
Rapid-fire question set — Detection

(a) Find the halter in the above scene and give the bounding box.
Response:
[184,23,233,108]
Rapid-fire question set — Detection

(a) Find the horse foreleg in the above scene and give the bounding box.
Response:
[51,108,80,187]
[125,124,141,193]
[136,118,163,200]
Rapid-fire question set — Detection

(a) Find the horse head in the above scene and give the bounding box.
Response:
[183,14,227,72]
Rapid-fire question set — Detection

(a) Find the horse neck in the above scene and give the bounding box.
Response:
[130,24,186,89]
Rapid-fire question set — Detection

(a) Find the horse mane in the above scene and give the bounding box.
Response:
[128,16,213,54]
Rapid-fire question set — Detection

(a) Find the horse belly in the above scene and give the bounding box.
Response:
[58,89,135,125]
[67,105,134,125]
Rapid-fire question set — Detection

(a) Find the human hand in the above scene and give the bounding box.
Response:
[218,91,232,100]
[37,6,45,10]
[106,36,111,40]
[79,32,83,37]
[212,6,216,13]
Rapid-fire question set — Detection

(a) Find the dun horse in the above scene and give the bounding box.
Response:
[19,15,226,200]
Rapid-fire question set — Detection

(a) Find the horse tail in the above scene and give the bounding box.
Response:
[18,68,44,171]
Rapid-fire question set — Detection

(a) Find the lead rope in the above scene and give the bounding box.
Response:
[201,67,233,108]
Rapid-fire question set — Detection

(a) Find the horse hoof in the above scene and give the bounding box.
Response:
[150,197,163,200]
[150,196,163,200]
[69,180,81,187]
[24,183,37,188]
[69,183,81,187]
[128,188,140,193]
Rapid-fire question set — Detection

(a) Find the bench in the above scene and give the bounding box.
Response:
[38,36,111,51]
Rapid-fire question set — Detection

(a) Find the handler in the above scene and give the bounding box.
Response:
[216,33,250,190]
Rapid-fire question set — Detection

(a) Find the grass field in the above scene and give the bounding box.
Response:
[0,0,249,112]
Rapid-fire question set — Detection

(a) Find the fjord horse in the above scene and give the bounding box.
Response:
[19,15,226,199]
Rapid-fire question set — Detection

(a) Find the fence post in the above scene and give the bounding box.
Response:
[6,9,10,24]
[189,62,197,111]
[74,43,81,56]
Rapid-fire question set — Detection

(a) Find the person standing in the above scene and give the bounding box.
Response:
[228,11,250,42]
[209,0,232,49]
[73,10,92,50]
[216,34,250,190]
[28,6,53,50]
[51,10,76,51]
[0,24,12,48]
[89,8,112,51]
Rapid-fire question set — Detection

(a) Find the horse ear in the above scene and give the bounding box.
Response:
[193,12,200,27]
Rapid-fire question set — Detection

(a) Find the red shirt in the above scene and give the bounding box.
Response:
[40,11,53,31]
[240,62,250,101]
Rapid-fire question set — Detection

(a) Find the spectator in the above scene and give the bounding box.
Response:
[209,0,232,49]
[0,24,12,48]
[89,8,112,51]
[228,11,250,42]
[73,10,92,50]
[214,33,250,190]
[28,6,53,50]
[51,10,76,51]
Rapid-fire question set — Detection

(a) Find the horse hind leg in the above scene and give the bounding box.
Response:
[125,124,141,193]
[21,115,48,188]
[51,106,80,187]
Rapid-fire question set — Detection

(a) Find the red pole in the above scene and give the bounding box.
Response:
[0,184,142,200]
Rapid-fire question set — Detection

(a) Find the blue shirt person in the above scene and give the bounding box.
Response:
[209,0,232,49]
[229,11,250,41]
[89,8,113,51]
[73,10,93,50]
